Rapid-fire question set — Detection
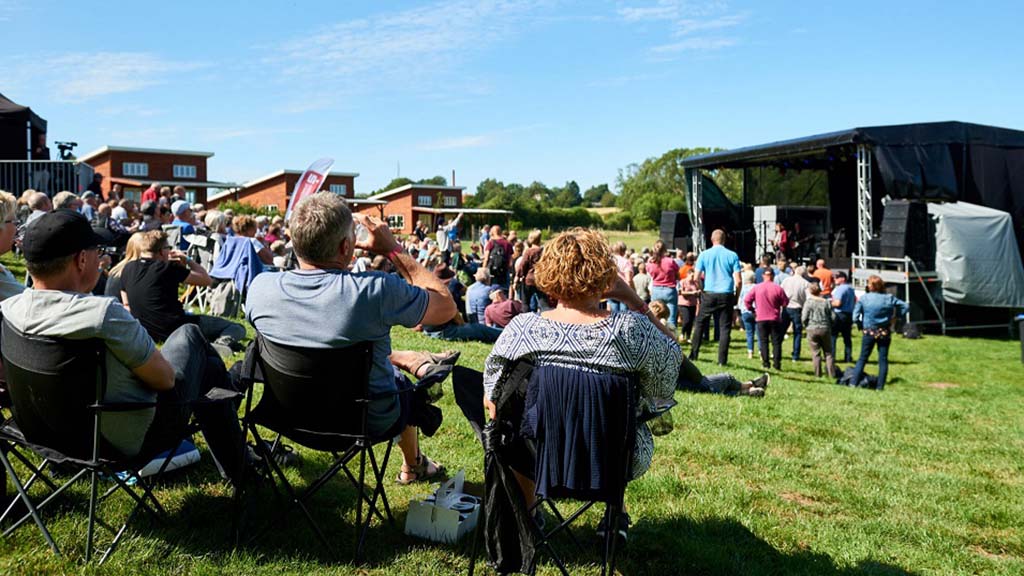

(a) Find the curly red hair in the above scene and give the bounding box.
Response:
[534,228,617,303]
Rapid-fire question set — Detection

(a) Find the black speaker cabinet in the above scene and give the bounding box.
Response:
[879,200,934,268]
[660,211,691,246]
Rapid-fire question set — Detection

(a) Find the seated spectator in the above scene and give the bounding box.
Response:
[119,230,247,357]
[105,232,145,300]
[232,215,274,265]
[483,288,522,328]
[270,240,289,268]
[24,191,52,227]
[483,228,679,535]
[676,356,769,397]
[53,190,82,211]
[111,199,132,223]
[245,192,461,484]
[465,267,497,323]
[263,222,282,245]
[0,191,25,300]
[138,201,161,231]
[170,200,197,249]
[80,191,100,223]
[1,211,249,487]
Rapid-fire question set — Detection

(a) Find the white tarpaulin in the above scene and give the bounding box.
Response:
[926,202,1024,308]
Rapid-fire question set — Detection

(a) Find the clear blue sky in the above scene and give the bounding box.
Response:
[3,0,1022,196]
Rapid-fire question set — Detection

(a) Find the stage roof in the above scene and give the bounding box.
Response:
[682,121,1024,170]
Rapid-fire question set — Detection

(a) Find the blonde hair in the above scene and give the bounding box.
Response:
[648,300,668,321]
[534,228,616,303]
[526,229,543,247]
[232,214,257,235]
[0,190,16,223]
[108,233,149,278]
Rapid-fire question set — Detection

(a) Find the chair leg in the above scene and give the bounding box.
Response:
[3,468,88,537]
[86,469,99,562]
[354,444,366,562]
[366,440,395,525]
[601,505,619,576]
[0,447,60,556]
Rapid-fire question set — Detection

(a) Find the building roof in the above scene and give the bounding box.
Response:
[110,176,238,188]
[367,183,466,202]
[78,145,216,163]
[414,207,513,215]
[241,169,360,190]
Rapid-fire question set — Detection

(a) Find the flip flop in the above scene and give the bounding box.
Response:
[427,350,461,366]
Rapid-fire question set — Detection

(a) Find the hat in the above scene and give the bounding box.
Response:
[171,200,190,216]
[81,191,97,200]
[140,201,157,217]
[433,263,455,280]
[834,271,848,280]
[22,210,110,262]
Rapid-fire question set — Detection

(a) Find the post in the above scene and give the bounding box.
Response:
[691,170,706,252]
[26,121,32,159]
[856,145,873,257]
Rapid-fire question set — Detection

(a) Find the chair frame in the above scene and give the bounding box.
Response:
[238,333,443,562]
[467,365,675,576]
[0,321,236,563]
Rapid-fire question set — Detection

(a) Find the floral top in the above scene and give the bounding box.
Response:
[483,311,681,478]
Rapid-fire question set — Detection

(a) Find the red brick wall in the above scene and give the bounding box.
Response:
[208,173,357,213]
[84,150,210,202]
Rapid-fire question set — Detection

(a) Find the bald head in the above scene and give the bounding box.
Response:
[29,192,52,211]
[816,258,826,269]
[711,229,726,245]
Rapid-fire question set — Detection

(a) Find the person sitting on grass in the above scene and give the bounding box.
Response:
[465,267,497,323]
[483,228,680,541]
[1,211,250,488]
[245,192,461,484]
[483,288,523,329]
[119,230,247,358]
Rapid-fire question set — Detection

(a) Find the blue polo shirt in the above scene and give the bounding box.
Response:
[695,245,741,294]
[831,283,856,314]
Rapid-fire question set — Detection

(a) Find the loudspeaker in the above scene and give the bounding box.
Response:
[660,211,691,246]
[879,200,933,268]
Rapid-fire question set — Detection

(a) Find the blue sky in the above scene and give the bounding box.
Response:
[2,0,1022,196]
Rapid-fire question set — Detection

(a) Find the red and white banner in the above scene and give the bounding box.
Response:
[285,157,334,220]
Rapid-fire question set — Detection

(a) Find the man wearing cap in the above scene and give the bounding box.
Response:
[170,200,196,249]
[80,190,100,223]
[86,172,105,201]
[830,271,856,363]
[0,211,248,487]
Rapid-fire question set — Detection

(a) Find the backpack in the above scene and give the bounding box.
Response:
[488,240,509,279]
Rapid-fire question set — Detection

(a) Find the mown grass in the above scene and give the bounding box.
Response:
[0,251,1021,575]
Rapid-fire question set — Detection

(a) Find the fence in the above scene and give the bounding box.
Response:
[0,160,95,197]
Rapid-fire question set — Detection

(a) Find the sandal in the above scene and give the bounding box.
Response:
[396,452,446,485]
[410,351,460,377]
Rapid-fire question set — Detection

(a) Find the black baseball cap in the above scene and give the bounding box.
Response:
[22,210,110,262]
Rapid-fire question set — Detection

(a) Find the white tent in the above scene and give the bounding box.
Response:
[926,202,1024,308]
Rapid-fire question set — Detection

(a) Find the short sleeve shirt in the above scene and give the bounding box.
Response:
[120,259,193,342]
[694,245,741,294]
[1,290,157,456]
[245,269,429,433]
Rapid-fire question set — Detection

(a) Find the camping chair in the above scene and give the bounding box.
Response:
[238,333,448,562]
[459,364,675,576]
[161,224,183,251]
[208,236,264,318]
[180,233,218,314]
[0,319,240,563]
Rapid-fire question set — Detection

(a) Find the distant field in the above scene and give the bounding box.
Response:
[602,229,660,251]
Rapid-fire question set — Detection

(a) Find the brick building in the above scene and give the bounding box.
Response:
[355,183,511,238]
[78,146,231,205]
[207,169,367,213]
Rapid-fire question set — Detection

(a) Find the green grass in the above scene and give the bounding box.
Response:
[0,251,1022,574]
[601,230,661,253]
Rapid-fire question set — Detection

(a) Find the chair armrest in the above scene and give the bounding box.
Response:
[90,387,241,412]
[639,398,677,423]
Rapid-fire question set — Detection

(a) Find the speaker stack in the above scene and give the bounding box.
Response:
[659,211,693,251]
[880,200,934,268]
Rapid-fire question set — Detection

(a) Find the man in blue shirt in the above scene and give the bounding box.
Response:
[465,267,498,323]
[170,200,196,250]
[830,271,856,362]
[690,229,742,365]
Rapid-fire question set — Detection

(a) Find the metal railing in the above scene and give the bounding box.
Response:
[0,160,95,197]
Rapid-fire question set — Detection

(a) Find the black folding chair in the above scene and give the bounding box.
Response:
[239,333,446,562]
[0,319,239,563]
[463,364,675,576]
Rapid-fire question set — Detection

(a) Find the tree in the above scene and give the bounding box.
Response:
[551,180,582,208]
[417,175,448,186]
[372,177,412,195]
[599,190,617,207]
[583,184,611,206]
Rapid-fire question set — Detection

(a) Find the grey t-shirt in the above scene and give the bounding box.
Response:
[0,265,25,301]
[245,269,429,433]
[1,290,157,455]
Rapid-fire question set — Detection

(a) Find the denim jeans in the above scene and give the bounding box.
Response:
[832,311,854,362]
[779,307,802,360]
[851,330,891,390]
[425,322,503,343]
[740,311,758,352]
[608,299,628,313]
[689,292,735,365]
[675,356,745,395]
[650,286,678,329]
[196,314,247,347]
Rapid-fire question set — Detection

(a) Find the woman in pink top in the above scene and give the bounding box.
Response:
[646,240,681,331]
[677,269,700,343]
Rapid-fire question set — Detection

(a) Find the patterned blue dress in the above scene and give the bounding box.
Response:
[483,311,681,478]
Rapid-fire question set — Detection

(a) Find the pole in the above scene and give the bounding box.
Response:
[856,145,873,257]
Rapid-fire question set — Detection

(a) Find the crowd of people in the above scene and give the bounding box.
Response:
[0,182,910,555]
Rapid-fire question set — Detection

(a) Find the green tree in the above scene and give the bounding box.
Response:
[551,180,582,208]
[372,177,412,195]
[417,175,448,186]
[583,184,611,206]
[599,191,617,207]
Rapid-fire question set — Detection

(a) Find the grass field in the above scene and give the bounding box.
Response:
[599,230,660,252]
[0,253,1022,575]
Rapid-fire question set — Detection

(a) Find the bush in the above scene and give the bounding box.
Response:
[602,210,633,230]
[215,200,280,217]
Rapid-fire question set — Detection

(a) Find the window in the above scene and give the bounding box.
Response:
[329,184,347,195]
[173,164,197,179]
[122,188,142,203]
[386,214,405,230]
[443,195,458,207]
[266,205,279,213]
[182,189,197,204]
[122,162,148,177]
[416,195,433,207]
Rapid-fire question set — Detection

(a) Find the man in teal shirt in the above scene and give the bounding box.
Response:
[689,229,742,365]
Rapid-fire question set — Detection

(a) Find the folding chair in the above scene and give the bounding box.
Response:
[463,364,675,576]
[180,233,218,314]
[239,333,446,562]
[0,319,239,563]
